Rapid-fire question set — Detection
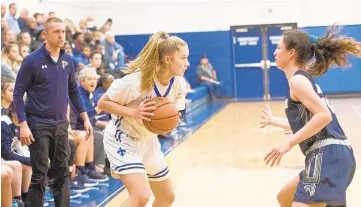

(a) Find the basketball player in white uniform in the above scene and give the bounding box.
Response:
[98,31,189,207]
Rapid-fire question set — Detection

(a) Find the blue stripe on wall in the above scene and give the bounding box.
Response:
[116,24,361,98]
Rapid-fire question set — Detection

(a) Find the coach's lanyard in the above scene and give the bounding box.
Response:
[153,77,175,97]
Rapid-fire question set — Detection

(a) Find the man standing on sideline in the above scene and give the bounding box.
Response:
[13,17,93,207]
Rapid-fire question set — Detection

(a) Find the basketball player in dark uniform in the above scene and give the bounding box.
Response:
[261,26,361,207]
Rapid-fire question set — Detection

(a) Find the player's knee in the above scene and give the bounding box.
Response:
[1,168,13,184]
[132,191,151,206]
[74,135,86,145]
[162,189,175,205]
[277,190,288,207]
[11,161,23,174]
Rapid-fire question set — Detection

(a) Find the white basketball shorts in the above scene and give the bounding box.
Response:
[103,124,169,182]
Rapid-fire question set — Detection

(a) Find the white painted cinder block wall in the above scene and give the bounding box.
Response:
[4,0,361,35]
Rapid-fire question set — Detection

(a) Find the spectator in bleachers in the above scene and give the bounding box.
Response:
[2,102,31,163]
[1,3,6,18]
[95,73,113,95]
[72,32,84,56]
[64,18,77,34]
[63,41,73,55]
[33,13,45,31]
[1,164,14,207]
[102,30,125,70]
[73,68,108,130]
[85,17,97,31]
[99,18,112,39]
[1,103,33,207]
[2,17,8,33]
[17,9,28,31]
[93,74,114,120]
[1,28,15,48]
[74,44,91,65]
[19,44,30,59]
[1,63,17,81]
[1,43,22,73]
[92,30,102,44]
[78,19,87,33]
[17,32,32,48]
[1,78,15,115]
[89,52,102,71]
[93,41,103,54]
[69,68,109,177]
[6,3,20,35]
[65,26,74,45]
[30,29,45,51]
[84,31,94,47]
[48,12,56,18]
[63,41,82,73]
[22,17,37,41]
[196,55,221,100]
[43,13,49,22]
[94,73,113,101]
[93,42,110,70]
[1,161,24,207]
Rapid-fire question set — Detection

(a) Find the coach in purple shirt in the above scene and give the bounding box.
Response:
[13,17,93,207]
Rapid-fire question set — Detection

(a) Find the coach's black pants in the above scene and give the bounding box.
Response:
[26,121,70,207]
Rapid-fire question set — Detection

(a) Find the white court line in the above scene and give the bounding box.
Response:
[97,185,125,207]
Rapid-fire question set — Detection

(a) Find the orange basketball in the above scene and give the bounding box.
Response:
[142,97,180,134]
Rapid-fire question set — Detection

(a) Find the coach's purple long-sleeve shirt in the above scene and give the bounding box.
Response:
[13,43,85,126]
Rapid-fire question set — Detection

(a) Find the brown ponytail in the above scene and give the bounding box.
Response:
[283,25,361,77]
[310,25,361,76]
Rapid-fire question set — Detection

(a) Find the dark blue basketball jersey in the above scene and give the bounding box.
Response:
[285,70,347,155]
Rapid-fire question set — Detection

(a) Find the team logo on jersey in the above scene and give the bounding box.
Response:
[117,147,126,157]
[304,184,316,197]
[62,60,68,69]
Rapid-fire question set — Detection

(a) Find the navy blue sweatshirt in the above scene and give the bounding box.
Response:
[13,44,85,126]
[1,115,31,166]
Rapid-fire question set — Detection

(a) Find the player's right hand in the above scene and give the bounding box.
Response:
[20,124,35,146]
[134,99,157,121]
[260,104,273,128]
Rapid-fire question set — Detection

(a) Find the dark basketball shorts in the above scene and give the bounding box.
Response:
[295,140,356,206]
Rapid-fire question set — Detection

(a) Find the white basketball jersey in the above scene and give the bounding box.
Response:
[106,72,187,139]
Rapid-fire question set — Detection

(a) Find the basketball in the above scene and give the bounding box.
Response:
[142,97,180,134]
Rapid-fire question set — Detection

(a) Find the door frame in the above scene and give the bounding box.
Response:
[230,23,297,100]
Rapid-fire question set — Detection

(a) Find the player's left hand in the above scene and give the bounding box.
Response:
[84,120,93,140]
[264,141,293,167]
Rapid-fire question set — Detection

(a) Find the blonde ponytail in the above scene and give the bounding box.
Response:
[124,31,169,92]
[124,31,188,92]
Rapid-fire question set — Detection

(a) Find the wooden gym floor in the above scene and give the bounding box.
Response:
[106,98,361,207]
